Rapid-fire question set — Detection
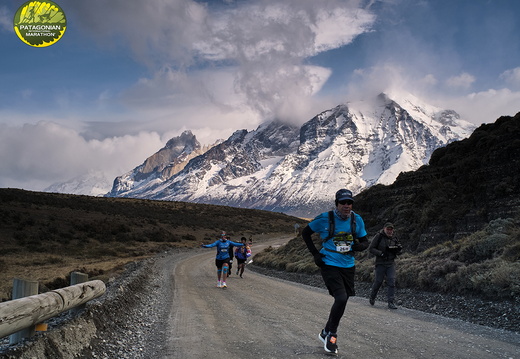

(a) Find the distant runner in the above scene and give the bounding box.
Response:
[234,237,252,277]
[227,236,235,277]
[201,232,245,288]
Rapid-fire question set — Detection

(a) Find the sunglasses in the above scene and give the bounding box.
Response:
[338,200,353,205]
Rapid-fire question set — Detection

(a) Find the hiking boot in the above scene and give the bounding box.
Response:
[369,297,375,306]
[388,301,397,309]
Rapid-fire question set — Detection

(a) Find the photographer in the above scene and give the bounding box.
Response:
[368,222,403,309]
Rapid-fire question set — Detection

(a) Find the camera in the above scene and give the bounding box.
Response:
[387,243,402,252]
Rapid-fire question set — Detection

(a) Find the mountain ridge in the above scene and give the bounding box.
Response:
[107,92,475,217]
[355,112,520,250]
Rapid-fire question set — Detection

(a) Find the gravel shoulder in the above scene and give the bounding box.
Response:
[249,265,520,334]
[1,240,519,358]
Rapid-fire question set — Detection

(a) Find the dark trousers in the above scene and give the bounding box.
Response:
[370,263,396,302]
[321,266,355,334]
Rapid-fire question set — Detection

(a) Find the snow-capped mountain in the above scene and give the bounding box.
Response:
[45,170,112,197]
[107,92,476,217]
[108,130,215,196]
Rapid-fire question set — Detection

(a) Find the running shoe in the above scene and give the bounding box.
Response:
[319,331,338,354]
[318,329,327,345]
[217,281,222,288]
[222,282,227,288]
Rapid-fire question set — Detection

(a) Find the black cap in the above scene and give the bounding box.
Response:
[335,189,354,202]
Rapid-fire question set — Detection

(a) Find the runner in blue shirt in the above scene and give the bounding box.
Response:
[302,189,369,355]
[201,232,245,288]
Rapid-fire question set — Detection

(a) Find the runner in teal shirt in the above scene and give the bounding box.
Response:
[302,189,369,355]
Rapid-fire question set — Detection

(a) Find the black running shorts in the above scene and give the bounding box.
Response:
[321,265,356,297]
[215,258,231,268]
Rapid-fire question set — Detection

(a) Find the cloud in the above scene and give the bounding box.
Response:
[190,0,375,122]
[69,0,209,68]
[0,6,12,33]
[347,64,411,100]
[446,88,520,124]
[446,73,476,89]
[0,122,165,191]
[344,63,520,125]
[68,0,375,124]
[421,74,438,87]
[500,67,520,89]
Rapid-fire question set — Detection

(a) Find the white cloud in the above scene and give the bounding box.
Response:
[312,6,376,52]
[447,88,520,124]
[191,1,375,122]
[70,0,209,68]
[69,0,375,124]
[0,6,12,33]
[421,74,438,87]
[446,73,476,89]
[347,64,410,100]
[500,67,520,88]
[344,64,520,125]
[0,122,165,191]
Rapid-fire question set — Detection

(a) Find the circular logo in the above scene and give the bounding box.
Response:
[13,1,67,47]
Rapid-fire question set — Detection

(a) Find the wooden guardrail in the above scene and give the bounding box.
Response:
[0,279,106,340]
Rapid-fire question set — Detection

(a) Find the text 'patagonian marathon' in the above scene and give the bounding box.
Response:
[18,25,62,30]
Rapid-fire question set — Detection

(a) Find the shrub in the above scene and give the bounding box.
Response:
[467,260,520,299]
[48,256,65,265]
[182,234,197,241]
[502,243,520,262]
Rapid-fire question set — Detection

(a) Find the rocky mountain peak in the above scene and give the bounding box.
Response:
[107,93,476,217]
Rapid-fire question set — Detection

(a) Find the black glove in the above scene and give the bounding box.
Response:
[313,253,326,267]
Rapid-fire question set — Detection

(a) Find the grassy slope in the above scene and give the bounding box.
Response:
[0,188,306,301]
[254,211,520,301]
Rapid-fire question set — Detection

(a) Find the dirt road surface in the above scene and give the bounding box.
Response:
[161,238,520,359]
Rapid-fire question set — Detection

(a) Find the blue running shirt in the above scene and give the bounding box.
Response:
[308,211,367,268]
[204,239,244,260]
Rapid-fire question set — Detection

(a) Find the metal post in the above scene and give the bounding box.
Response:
[9,278,38,345]
[70,272,88,314]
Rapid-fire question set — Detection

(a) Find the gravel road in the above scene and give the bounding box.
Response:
[1,237,519,358]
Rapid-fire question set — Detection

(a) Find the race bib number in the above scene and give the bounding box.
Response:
[335,241,351,253]
[333,232,354,253]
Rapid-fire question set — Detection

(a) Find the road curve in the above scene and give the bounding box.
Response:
[161,238,520,359]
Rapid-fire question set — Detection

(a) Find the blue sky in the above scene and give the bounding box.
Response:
[1,0,519,192]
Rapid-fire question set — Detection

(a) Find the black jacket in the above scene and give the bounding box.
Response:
[369,230,402,264]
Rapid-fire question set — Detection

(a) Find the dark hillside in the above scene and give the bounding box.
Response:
[0,188,306,301]
[253,113,520,304]
[355,112,520,251]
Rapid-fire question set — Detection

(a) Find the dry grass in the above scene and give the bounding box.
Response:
[0,189,304,301]
[254,217,520,300]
